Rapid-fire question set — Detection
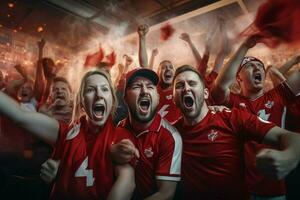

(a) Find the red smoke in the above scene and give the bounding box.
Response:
[160,23,175,41]
[105,51,116,68]
[241,0,300,47]
[84,47,104,67]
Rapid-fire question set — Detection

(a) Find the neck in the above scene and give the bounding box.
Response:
[87,119,103,134]
[160,82,171,90]
[129,115,154,134]
[184,102,209,126]
[241,88,264,100]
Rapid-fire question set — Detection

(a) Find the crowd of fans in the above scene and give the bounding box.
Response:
[0,21,299,200]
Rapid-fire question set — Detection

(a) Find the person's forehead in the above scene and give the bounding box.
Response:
[244,61,264,68]
[160,61,173,67]
[85,74,109,85]
[54,81,68,87]
[175,70,199,81]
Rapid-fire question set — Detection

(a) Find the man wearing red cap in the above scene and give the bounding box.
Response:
[211,36,300,200]
[114,67,182,199]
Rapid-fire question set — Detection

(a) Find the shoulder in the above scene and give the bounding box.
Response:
[159,118,182,143]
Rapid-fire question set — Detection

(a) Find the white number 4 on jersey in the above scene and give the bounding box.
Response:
[75,157,95,187]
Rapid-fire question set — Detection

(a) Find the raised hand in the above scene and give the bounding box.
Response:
[179,33,191,43]
[111,139,139,164]
[40,159,60,183]
[256,148,298,180]
[137,24,149,37]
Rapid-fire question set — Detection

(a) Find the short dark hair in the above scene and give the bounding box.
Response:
[173,65,205,86]
[53,76,72,92]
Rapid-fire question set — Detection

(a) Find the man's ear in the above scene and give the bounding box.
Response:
[204,88,209,100]
[236,74,242,85]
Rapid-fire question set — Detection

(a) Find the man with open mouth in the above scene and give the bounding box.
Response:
[211,36,300,200]
[172,65,300,200]
[138,24,181,124]
[39,77,73,123]
[115,67,182,199]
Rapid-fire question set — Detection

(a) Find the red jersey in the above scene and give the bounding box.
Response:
[157,86,181,124]
[175,108,275,200]
[228,81,295,196]
[119,114,182,198]
[51,117,134,200]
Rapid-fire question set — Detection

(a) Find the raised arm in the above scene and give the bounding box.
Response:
[278,54,300,75]
[138,24,149,68]
[0,91,59,145]
[34,39,47,102]
[211,35,259,104]
[286,68,300,96]
[107,164,135,200]
[266,65,286,87]
[149,48,158,70]
[179,33,202,67]
[257,126,300,179]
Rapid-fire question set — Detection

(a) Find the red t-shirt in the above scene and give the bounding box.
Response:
[175,108,275,200]
[157,86,181,124]
[50,117,134,200]
[119,114,182,198]
[228,81,295,196]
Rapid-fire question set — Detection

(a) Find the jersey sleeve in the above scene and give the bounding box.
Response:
[230,108,276,143]
[156,125,182,182]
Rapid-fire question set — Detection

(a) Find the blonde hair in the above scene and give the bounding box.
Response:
[70,69,117,125]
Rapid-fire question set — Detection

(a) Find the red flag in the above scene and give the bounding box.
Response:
[160,23,175,41]
[105,51,116,68]
[84,47,104,67]
[240,0,300,47]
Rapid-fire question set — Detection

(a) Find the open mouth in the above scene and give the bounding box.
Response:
[138,98,150,113]
[254,73,262,82]
[164,73,173,80]
[93,104,105,118]
[183,95,194,109]
[21,92,29,97]
[56,95,66,100]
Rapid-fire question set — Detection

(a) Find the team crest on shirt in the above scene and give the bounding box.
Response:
[144,147,154,158]
[66,123,81,140]
[166,95,173,100]
[208,130,218,142]
[265,100,274,109]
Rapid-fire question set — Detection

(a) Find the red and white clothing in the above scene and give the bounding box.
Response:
[157,86,181,124]
[51,117,134,200]
[228,81,295,196]
[119,114,182,198]
[175,108,275,200]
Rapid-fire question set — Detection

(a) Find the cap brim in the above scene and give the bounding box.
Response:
[126,68,159,88]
